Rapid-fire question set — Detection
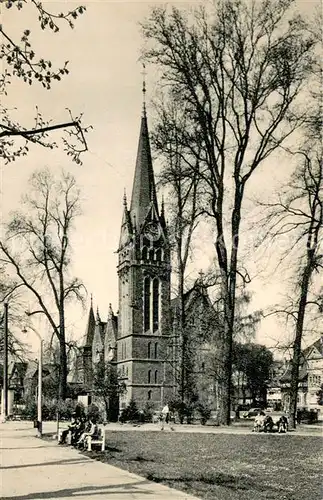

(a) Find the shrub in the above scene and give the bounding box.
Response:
[21,399,37,420]
[42,400,57,420]
[57,398,77,420]
[196,403,212,425]
[87,403,102,423]
[75,402,85,419]
[142,401,155,422]
[119,399,140,422]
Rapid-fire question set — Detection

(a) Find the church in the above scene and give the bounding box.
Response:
[73,96,218,415]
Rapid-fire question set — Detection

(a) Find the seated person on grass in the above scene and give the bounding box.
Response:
[263,414,274,433]
[253,411,266,432]
[278,415,288,433]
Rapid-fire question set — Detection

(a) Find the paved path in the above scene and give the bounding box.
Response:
[0,422,200,500]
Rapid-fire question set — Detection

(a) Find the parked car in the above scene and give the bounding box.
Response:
[242,407,262,419]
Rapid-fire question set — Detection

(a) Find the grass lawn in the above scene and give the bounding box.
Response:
[84,430,322,500]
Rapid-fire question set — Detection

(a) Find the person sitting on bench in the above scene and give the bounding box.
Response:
[58,413,78,445]
[71,416,86,445]
[76,418,99,449]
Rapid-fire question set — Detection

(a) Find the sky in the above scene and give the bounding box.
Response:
[1,0,321,354]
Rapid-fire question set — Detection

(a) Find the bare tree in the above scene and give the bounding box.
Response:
[152,99,203,403]
[142,0,316,423]
[1,1,90,164]
[0,169,86,399]
[256,8,322,426]
[257,149,322,427]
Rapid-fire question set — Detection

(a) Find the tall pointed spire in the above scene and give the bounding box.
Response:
[96,306,101,323]
[130,69,158,229]
[83,297,95,346]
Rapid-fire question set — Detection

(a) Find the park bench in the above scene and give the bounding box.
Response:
[87,425,105,451]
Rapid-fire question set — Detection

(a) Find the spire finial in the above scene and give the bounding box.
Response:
[123,188,127,207]
[141,63,147,115]
[90,293,93,308]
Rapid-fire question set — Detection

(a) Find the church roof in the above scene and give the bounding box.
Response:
[303,336,323,358]
[280,364,308,383]
[171,282,211,313]
[130,108,158,229]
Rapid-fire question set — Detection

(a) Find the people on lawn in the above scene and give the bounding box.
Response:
[278,415,288,433]
[160,403,174,431]
[263,414,274,433]
[253,411,266,432]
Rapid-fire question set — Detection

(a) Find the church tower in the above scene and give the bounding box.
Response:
[117,97,173,410]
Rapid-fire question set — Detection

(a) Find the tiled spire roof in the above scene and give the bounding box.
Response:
[130,108,158,229]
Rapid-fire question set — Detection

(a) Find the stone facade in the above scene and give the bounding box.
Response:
[116,108,173,410]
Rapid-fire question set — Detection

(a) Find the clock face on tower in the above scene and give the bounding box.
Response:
[144,221,161,241]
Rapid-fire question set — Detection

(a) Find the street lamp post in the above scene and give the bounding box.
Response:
[37,335,43,437]
[1,303,9,421]
[22,325,43,437]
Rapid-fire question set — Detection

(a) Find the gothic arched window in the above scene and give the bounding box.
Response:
[148,370,151,384]
[154,370,158,384]
[154,342,158,359]
[143,277,150,332]
[148,342,151,358]
[148,390,152,400]
[149,248,154,261]
[152,278,159,332]
[142,247,148,261]
[156,248,162,262]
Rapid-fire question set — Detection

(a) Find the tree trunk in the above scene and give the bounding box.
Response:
[217,198,241,425]
[178,261,186,405]
[58,334,68,400]
[220,300,234,425]
[58,282,68,400]
[289,260,313,428]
